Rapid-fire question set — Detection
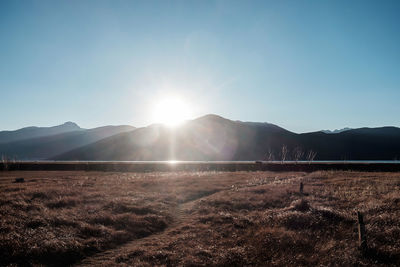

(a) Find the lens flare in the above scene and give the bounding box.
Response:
[152,96,192,127]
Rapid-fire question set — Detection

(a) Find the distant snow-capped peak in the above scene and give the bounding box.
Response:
[322,127,352,134]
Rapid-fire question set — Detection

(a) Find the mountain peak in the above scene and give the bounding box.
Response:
[57,121,81,131]
[0,121,81,144]
[194,114,230,122]
[322,127,352,134]
[61,121,80,128]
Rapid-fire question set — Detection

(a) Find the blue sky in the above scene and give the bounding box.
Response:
[1,0,400,133]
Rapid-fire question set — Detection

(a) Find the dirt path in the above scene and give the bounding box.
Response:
[77,189,221,266]
[77,174,302,266]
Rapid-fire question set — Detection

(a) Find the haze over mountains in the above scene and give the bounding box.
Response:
[0,122,81,143]
[1,115,400,161]
[55,115,400,161]
[0,123,135,160]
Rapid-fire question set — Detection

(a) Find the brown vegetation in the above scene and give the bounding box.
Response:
[0,170,399,266]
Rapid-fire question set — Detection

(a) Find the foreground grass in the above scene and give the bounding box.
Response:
[0,171,399,266]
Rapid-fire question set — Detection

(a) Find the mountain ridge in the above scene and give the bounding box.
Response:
[0,122,82,143]
[0,125,135,160]
[52,114,400,161]
[322,127,352,134]
[2,115,400,161]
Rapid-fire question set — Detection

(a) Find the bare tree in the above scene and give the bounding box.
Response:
[1,155,9,171]
[306,150,317,163]
[266,148,275,162]
[293,147,304,163]
[281,145,288,163]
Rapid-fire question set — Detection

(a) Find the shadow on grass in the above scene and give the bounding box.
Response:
[363,247,400,265]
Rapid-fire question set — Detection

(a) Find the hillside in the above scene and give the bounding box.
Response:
[53,115,400,161]
[52,115,293,161]
[297,127,400,160]
[0,125,135,160]
[0,122,81,143]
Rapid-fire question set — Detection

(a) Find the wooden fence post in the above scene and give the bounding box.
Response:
[357,211,368,253]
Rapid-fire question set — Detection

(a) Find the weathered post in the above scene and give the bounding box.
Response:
[299,182,304,194]
[357,211,367,253]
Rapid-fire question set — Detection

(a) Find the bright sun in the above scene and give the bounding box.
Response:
[153,96,192,127]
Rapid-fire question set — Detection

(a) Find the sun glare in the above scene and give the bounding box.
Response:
[153,96,192,127]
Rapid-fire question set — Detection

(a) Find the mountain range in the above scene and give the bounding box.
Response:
[1,115,400,161]
[0,124,135,160]
[0,122,81,143]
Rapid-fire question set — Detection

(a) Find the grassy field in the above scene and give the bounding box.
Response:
[0,170,399,266]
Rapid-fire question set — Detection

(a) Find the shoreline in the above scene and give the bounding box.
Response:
[2,161,400,172]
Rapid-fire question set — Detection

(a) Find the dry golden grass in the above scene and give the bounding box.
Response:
[0,170,399,266]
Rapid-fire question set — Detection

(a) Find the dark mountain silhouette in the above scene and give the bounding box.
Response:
[297,127,400,160]
[0,125,135,160]
[0,122,81,143]
[52,115,400,161]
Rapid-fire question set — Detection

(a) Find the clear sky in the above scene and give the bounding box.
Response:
[1,0,400,133]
